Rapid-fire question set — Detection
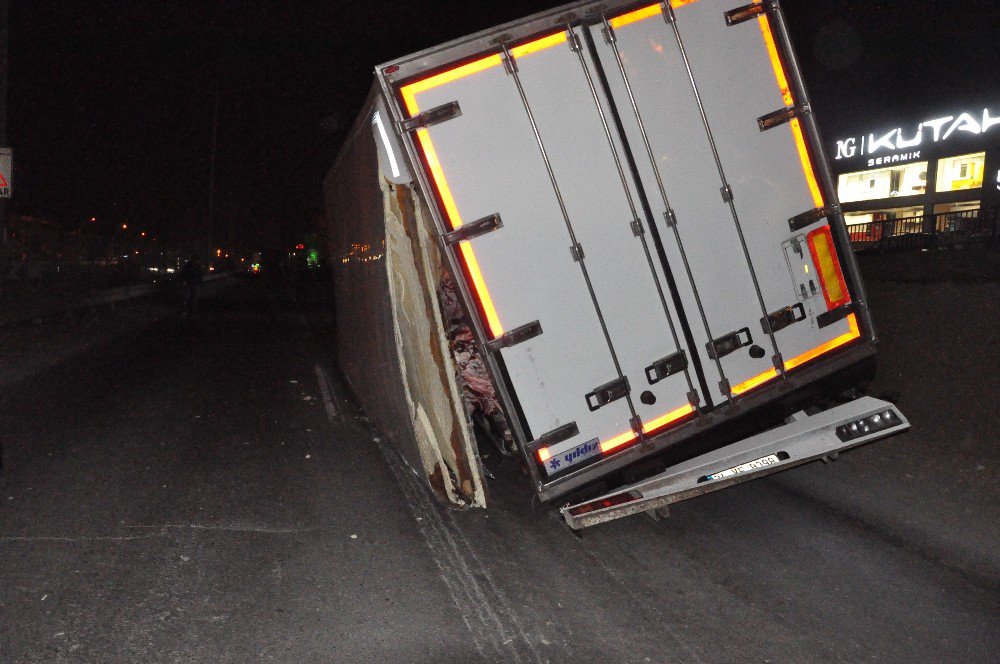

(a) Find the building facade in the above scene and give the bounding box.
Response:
[828,104,1000,238]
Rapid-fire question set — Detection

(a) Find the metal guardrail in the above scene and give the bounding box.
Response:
[0,271,233,329]
[846,207,999,253]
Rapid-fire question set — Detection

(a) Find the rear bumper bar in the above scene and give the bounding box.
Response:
[561,396,908,530]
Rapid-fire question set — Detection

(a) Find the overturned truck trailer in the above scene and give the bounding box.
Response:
[323,0,909,528]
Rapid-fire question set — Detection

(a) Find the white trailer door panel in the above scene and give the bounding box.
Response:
[665,0,859,374]
[592,0,859,401]
[392,0,863,484]
[400,32,700,475]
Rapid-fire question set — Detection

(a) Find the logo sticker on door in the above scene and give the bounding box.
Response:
[544,437,601,476]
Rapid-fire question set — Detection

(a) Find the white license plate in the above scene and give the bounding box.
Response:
[704,453,783,482]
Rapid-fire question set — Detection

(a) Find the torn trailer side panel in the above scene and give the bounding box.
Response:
[323,88,485,507]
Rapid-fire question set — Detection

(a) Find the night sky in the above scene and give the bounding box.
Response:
[8,0,1000,252]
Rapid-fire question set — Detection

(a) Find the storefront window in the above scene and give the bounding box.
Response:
[932,201,980,215]
[932,201,981,232]
[837,162,928,202]
[935,152,985,192]
[844,206,924,242]
[844,206,923,226]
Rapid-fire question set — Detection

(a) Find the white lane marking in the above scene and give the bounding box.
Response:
[1,523,315,543]
[314,364,339,420]
[0,533,161,543]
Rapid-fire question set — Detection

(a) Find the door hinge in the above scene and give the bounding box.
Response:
[567,28,583,53]
[399,101,462,133]
[659,1,677,24]
[441,213,502,245]
[529,421,579,451]
[718,378,733,399]
[501,47,518,76]
[789,204,839,232]
[600,16,617,45]
[757,103,811,132]
[772,352,785,373]
[485,320,542,352]
[817,302,855,329]
[724,2,767,26]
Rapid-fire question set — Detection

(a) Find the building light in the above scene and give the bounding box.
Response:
[837,161,928,203]
[834,107,999,161]
[935,152,985,192]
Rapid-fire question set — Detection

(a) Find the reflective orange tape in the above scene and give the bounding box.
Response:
[755,5,824,208]
[609,1,700,29]
[599,402,696,455]
[731,314,861,395]
[398,31,570,338]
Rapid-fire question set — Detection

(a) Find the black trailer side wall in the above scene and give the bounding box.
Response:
[323,90,421,472]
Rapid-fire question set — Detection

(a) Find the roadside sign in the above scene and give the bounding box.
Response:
[0,148,11,198]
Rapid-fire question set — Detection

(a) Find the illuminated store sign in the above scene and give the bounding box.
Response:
[835,107,999,167]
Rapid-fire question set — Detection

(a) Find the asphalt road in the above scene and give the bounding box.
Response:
[1,276,996,663]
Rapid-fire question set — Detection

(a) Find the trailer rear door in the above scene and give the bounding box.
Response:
[385,0,864,489]
[591,0,860,406]
[397,30,703,479]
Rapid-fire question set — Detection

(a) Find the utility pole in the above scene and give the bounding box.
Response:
[205,90,219,260]
[0,0,9,262]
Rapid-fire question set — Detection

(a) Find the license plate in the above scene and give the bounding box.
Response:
[701,453,784,483]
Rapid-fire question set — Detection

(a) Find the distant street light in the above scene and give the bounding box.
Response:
[121,223,128,230]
